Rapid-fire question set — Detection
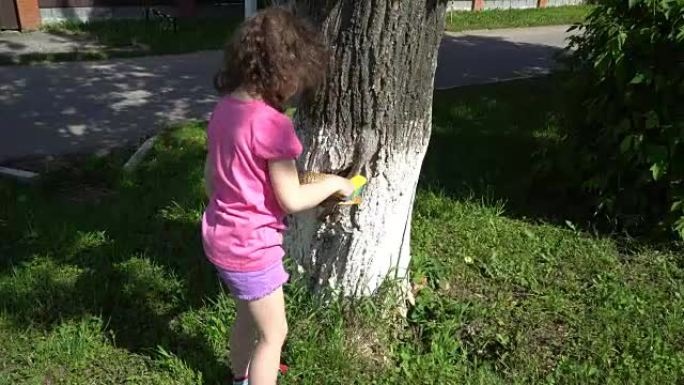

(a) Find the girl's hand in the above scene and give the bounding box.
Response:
[333,176,356,198]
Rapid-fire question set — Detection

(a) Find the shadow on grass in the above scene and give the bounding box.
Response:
[424,76,590,225]
[0,126,231,383]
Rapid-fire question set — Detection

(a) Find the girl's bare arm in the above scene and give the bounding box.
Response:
[268,159,353,214]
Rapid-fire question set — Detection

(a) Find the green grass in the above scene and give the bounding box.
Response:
[427,76,588,222]
[44,18,239,54]
[446,5,593,32]
[0,18,239,65]
[1,78,683,384]
[0,6,591,65]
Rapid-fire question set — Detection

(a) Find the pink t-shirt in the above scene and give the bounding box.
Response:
[202,97,303,272]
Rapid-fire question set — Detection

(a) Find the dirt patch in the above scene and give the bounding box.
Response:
[57,184,115,204]
[344,321,392,369]
[521,320,569,373]
[443,277,492,303]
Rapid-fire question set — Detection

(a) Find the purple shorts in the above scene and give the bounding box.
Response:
[216,261,289,302]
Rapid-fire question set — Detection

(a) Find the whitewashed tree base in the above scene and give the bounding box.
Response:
[286,1,446,298]
[288,149,425,297]
[288,1,446,298]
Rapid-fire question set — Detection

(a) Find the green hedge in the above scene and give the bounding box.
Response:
[551,0,684,237]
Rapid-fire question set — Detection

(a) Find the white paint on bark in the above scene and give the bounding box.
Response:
[289,0,446,298]
[340,150,424,296]
[288,119,429,297]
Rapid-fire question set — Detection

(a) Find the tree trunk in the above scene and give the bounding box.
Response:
[287,1,446,297]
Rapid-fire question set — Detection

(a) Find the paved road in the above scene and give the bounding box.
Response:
[0,26,573,163]
[1,51,222,162]
[435,25,574,89]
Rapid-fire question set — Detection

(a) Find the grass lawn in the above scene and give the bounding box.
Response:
[42,18,239,55]
[2,78,683,384]
[445,6,592,32]
[0,6,590,64]
[0,18,239,65]
[38,17,241,55]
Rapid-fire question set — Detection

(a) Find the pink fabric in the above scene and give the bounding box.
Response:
[202,97,303,272]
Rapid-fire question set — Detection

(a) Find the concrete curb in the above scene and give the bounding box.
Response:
[123,135,157,173]
[0,47,150,66]
[0,166,40,183]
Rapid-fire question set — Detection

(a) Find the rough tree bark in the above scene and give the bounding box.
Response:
[287,1,447,297]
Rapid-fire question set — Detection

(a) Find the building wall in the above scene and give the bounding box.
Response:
[40,6,174,23]
[547,0,584,6]
[39,0,172,6]
[447,1,472,11]
[38,0,239,23]
[17,0,42,29]
[448,0,584,11]
[485,0,538,10]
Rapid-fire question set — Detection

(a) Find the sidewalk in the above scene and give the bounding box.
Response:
[435,25,574,89]
[0,51,221,163]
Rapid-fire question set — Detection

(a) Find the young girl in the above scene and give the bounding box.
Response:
[202,8,354,385]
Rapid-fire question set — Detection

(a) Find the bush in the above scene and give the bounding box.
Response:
[556,0,684,237]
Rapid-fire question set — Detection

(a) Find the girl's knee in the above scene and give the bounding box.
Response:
[260,320,288,346]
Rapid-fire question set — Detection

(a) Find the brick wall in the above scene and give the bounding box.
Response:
[16,0,41,30]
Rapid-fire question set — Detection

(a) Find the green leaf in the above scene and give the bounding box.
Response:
[630,73,647,84]
[617,31,627,50]
[645,111,660,129]
[650,163,663,181]
[594,53,609,71]
[628,0,641,8]
[495,333,510,345]
[646,143,668,181]
[674,216,684,239]
[620,135,633,153]
[671,200,682,212]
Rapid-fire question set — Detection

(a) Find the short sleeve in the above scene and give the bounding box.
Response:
[251,110,303,160]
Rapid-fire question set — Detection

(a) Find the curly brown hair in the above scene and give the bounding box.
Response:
[214,7,328,110]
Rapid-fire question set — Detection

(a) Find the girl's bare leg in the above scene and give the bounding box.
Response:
[230,300,257,380]
[246,287,287,385]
